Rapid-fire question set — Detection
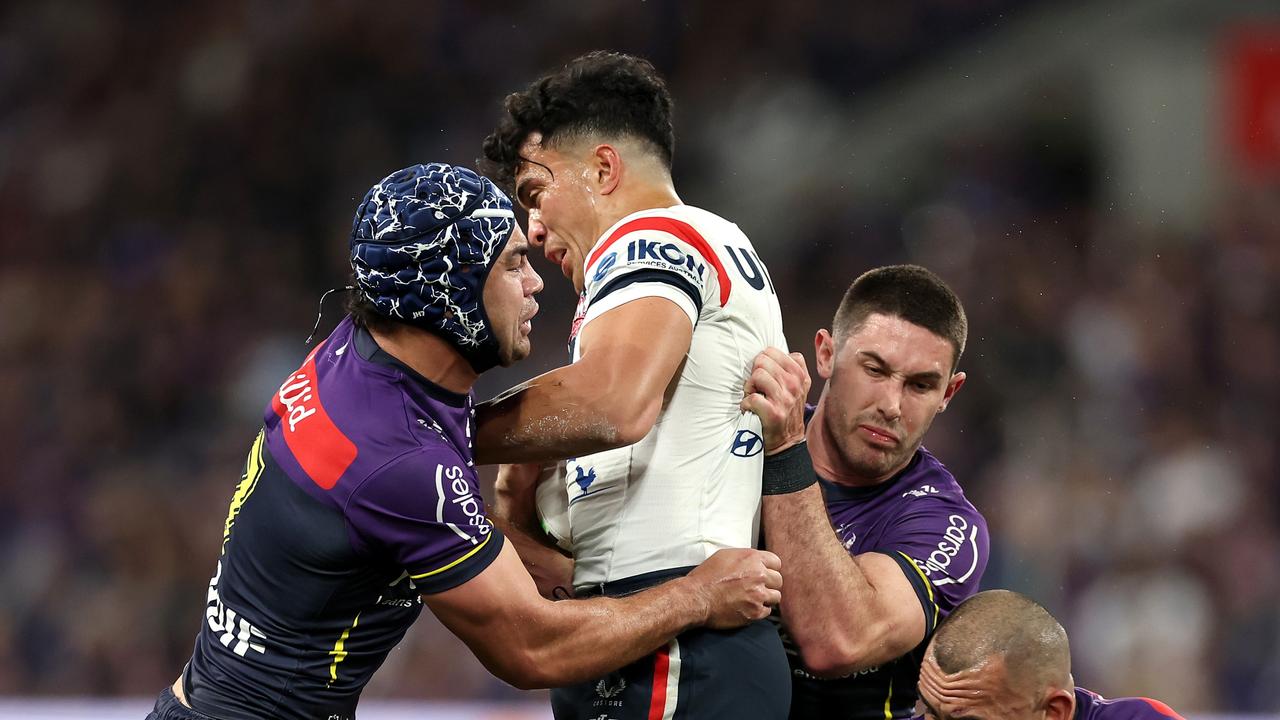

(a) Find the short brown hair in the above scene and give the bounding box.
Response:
[833,265,967,370]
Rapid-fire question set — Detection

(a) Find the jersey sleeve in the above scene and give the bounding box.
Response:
[877,498,989,636]
[344,446,504,594]
[581,218,721,328]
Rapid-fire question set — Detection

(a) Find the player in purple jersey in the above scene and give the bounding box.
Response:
[916,590,1184,720]
[145,163,783,720]
[744,265,990,719]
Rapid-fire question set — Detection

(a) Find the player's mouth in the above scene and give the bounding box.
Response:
[520,304,539,335]
[857,424,899,447]
[546,247,572,280]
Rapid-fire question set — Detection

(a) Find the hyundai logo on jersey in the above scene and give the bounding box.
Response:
[730,430,763,457]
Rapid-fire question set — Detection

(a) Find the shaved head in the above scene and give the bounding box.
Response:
[932,590,1071,693]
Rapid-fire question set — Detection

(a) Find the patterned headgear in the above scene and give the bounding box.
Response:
[350,163,516,372]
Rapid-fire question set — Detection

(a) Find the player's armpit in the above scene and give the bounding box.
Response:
[473,296,692,464]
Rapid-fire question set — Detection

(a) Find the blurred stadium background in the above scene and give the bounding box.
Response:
[1,0,1278,717]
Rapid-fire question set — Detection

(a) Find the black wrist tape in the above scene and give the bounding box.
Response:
[762,442,817,495]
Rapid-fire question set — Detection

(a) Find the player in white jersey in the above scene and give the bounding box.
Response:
[477,52,791,719]
[557,204,785,587]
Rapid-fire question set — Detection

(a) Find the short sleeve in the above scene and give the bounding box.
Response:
[345,447,504,594]
[581,218,721,328]
[878,499,989,635]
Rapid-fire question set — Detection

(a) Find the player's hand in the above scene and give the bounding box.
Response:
[741,348,811,455]
[687,548,783,629]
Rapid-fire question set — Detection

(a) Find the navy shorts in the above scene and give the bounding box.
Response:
[145,685,219,720]
[550,617,790,720]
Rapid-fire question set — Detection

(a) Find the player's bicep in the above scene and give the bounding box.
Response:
[577,296,693,403]
[422,541,547,682]
[856,551,929,648]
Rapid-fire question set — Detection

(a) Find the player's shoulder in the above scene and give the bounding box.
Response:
[895,448,979,515]
[346,435,473,510]
[1075,688,1185,720]
[589,205,743,261]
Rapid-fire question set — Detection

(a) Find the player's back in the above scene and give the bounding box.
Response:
[562,205,786,588]
[182,317,501,720]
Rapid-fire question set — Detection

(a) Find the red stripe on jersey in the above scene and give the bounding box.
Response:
[647,644,671,720]
[271,341,358,490]
[1140,698,1185,720]
[587,216,732,306]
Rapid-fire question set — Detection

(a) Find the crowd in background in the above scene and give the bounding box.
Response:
[0,0,1276,712]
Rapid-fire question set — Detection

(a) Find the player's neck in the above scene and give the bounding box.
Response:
[368,325,478,394]
[807,395,908,488]
[596,180,682,234]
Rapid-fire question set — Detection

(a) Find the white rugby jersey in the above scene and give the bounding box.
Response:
[538,205,787,589]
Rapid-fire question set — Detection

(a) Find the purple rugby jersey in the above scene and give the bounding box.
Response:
[785,439,989,720]
[181,316,503,720]
[910,688,1184,720]
[1074,688,1185,720]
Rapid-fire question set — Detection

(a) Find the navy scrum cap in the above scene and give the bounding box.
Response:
[350,163,516,372]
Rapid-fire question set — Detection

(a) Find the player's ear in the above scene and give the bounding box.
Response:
[594,144,622,195]
[939,371,966,412]
[1042,688,1075,720]
[815,329,836,380]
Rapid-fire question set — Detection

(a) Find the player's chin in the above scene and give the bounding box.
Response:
[498,337,532,366]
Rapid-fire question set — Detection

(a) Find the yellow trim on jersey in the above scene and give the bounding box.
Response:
[222,430,266,553]
[896,551,940,631]
[409,532,494,580]
[328,611,361,684]
[883,677,894,720]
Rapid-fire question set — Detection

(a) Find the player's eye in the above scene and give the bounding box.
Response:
[864,365,886,377]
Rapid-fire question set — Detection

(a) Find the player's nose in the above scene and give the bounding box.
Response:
[526,215,548,248]
[876,382,904,421]
[525,262,544,296]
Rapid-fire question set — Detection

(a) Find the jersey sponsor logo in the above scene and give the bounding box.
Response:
[792,663,880,681]
[902,484,940,498]
[913,513,981,586]
[435,464,492,545]
[204,560,267,657]
[592,252,618,282]
[730,429,764,457]
[623,238,709,288]
[270,341,358,490]
[586,216,732,305]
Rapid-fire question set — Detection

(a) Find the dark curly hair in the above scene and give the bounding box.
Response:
[833,265,969,371]
[480,51,675,192]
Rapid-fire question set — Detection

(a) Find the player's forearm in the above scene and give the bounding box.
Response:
[475,365,656,464]
[489,514,573,600]
[764,486,897,675]
[514,577,707,687]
